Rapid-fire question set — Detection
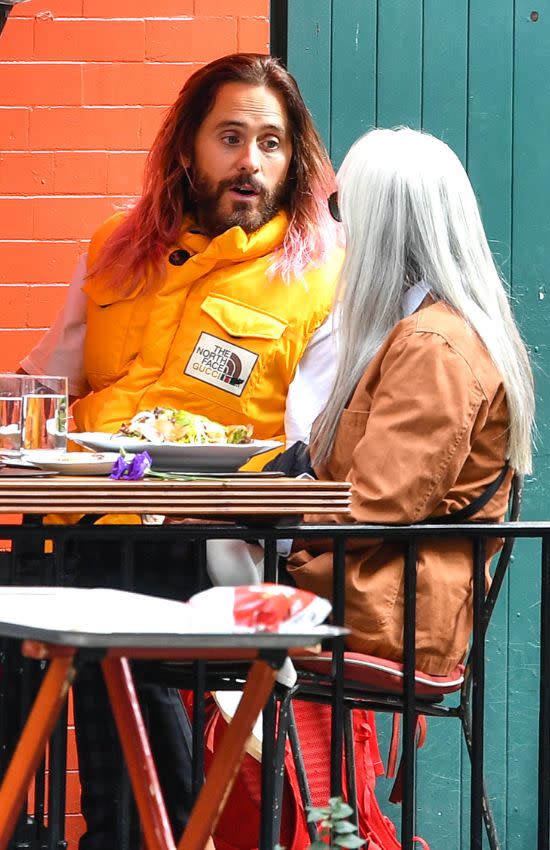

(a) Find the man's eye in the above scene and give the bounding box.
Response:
[262,138,280,151]
[222,135,240,146]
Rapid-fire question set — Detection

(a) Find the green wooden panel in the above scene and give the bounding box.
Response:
[505,538,541,848]
[512,3,550,450]
[468,0,514,279]
[376,0,422,129]
[286,2,549,846]
[421,0,468,163]
[287,0,332,147]
[415,716,462,847]
[509,7,550,842]
[466,4,515,846]
[330,0,377,168]
[417,9,469,843]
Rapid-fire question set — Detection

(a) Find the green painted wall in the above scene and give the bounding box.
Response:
[286,2,548,847]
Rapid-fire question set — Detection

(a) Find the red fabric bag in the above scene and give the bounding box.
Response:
[204,699,408,850]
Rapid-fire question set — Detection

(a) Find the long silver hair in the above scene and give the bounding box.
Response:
[313,127,534,474]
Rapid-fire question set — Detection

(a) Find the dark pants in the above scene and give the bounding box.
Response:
[68,536,202,850]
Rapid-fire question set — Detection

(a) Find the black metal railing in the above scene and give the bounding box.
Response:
[0,519,548,850]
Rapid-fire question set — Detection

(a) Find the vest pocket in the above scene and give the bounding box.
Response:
[201,295,287,340]
[175,296,290,424]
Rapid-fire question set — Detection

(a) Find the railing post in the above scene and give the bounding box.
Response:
[470,535,486,850]
[260,691,277,850]
[263,536,278,583]
[260,532,280,849]
[330,536,346,799]
[538,535,550,850]
[401,538,417,850]
[191,539,208,803]
[119,538,136,850]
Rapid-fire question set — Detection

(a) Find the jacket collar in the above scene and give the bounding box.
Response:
[85,211,289,305]
[178,210,288,263]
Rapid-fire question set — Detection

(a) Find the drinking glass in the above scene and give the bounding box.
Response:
[0,373,29,455]
[21,375,68,454]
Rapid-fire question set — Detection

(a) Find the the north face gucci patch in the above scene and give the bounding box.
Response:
[184,333,258,397]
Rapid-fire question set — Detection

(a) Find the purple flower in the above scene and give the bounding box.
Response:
[110,451,152,480]
[127,451,152,480]
[110,454,129,480]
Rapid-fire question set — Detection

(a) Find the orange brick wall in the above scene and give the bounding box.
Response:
[0,3,269,845]
[0,0,270,371]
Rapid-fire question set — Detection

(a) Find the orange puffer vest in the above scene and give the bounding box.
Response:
[74,211,341,443]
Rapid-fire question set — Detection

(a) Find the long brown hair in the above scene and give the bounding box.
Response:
[90,53,339,292]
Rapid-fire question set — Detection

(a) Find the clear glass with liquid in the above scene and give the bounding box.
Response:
[0,394,21,452]
[0,374,29,455]
[21,376,68,454]
[0,394,22,452]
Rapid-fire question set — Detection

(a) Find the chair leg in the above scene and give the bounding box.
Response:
[270,689,293,845]
[344,709,358,825]
[461,703,502,850]
[101,656,175,850]
[286,701,317,843]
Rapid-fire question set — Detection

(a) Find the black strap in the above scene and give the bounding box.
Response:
[427,463,510,524]
[262,440,316,478]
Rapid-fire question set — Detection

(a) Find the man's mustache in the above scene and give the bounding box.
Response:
[218,173,266,195]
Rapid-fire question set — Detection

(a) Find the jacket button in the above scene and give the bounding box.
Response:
[168,249,191,266]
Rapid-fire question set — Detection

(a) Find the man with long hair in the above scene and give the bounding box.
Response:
[21,53,342,849]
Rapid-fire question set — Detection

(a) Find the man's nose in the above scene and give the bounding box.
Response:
[237,142,260,171]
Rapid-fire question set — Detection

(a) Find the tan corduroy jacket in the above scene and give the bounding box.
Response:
[288,299,512,675]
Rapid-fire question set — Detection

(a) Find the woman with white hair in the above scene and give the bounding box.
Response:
[287,127,534,675]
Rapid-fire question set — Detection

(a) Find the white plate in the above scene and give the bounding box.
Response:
[23,450,125,476]
[70,433,282,473]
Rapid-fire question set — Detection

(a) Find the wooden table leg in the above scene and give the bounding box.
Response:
[0,655,75,850]
[101,656,176,850]
[178,659,278,850]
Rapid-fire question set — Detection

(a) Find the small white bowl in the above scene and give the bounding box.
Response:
[23,450,128,476]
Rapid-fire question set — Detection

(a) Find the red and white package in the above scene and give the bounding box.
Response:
[187,584,331,633]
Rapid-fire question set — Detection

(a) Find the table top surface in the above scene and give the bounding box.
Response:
[0,473,352,516]
[0,587,343,648]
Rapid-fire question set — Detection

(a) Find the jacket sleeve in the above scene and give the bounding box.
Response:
[20,254,89,398]
[306,329,490,526]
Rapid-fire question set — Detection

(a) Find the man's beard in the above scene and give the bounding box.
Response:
[189,170,288,236]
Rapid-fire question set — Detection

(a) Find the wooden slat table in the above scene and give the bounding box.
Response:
[0,587,344,850]
[0,475,351,517]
